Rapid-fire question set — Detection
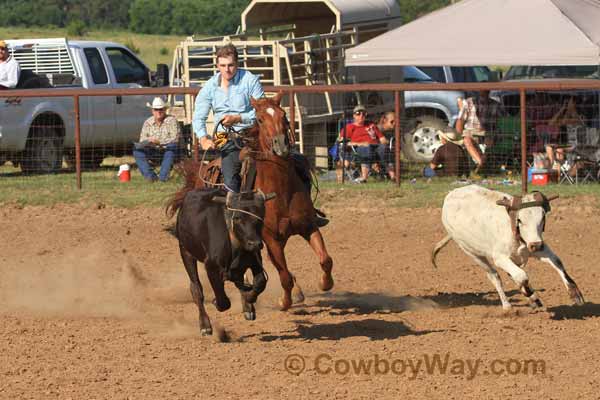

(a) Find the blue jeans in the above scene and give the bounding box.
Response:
[354,145,377,166]
[133,143,178,182]
[220,141,242,192]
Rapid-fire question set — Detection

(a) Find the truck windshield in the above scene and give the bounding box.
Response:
[505,65,600,80]
[404,66,434,83]
[106,47,149,85]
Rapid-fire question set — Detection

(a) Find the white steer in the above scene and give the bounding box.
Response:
[432,185,584,310]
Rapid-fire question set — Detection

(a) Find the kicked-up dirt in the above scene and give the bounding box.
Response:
[0,193,599,399]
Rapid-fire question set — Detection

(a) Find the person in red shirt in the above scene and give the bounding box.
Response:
[339,105,388,183]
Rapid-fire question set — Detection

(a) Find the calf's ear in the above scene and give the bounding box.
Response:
[546,194,559,202]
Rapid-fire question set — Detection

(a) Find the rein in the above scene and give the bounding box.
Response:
[226,205,264,223]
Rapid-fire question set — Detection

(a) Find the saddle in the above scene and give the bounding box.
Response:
[197,151,257,192]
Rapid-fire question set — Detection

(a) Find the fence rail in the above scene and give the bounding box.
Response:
[2,80,600,192]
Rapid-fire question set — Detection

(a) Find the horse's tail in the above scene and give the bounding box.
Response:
[165,159,202,219]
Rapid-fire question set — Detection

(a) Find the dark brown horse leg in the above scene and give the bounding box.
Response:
[179,245,212,335]
[205,261,231,312]
[307,229,334,291]
[264,236,294,311]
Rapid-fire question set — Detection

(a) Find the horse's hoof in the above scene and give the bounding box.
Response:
[278,297,292,311]
[244,311,256,321]
[200,327,213,336]
[319,275,334,292]
[292,286,305,304]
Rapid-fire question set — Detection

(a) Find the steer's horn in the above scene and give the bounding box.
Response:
[496,197,511,208]
[211,195,227,204]
[264,192,277,201]
[546,194,559,201]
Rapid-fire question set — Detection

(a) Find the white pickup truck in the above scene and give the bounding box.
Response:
[0,38,170,173]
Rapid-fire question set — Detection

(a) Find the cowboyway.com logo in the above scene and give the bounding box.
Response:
[284,353,546,380]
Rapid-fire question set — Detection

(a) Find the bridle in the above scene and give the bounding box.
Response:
[246,106,293,160]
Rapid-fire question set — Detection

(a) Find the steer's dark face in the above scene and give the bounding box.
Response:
[225,192,266,252]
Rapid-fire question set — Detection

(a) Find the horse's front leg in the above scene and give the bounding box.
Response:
[264,234,294,311]
[307,229,334,291]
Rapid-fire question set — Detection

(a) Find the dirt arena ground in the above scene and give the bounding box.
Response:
[1,192,599,399]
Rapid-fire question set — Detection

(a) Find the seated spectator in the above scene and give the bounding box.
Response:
[477,90,505,146]
[0,40,20,89]
[338,104,388,183]
[133,97,181,182]
[546,97,585,173]
[455,90,504,172]
[424,129,470,178]
[375,111,397,180]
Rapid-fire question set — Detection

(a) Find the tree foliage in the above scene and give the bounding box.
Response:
[0,0,452,35]
[0,0,134,28]
[0,0,248,35]
[397,0,452,24]
[129,0,248,35]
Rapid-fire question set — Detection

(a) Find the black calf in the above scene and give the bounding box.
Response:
[174,188,270,335]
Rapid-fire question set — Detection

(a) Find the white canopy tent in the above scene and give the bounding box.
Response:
[346,0,600,66]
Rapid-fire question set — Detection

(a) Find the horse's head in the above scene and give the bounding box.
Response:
[250,93,292,158]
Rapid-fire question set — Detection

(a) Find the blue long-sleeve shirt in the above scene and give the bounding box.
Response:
[192,69,265,138]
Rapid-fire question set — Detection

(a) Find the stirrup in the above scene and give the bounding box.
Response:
[315,208,329,227]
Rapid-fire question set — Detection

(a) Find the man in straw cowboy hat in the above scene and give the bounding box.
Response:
[424,129,470,178]
[0,40,20,89]
[133,97,181,182]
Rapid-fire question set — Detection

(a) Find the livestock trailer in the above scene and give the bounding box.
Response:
[169,0,401,167]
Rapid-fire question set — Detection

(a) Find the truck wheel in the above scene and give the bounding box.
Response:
[21,126,64,174]
[402,116,446,162]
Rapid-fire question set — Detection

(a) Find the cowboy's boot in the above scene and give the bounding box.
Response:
[315,208,329,227]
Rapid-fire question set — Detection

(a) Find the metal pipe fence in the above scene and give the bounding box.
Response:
[1,81,600,192]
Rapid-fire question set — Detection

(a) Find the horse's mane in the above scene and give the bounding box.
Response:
[165,159,203,218]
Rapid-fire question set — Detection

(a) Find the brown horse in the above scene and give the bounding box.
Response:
[179,93,334,310]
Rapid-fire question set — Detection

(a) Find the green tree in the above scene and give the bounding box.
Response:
[0,0,133,29]
[128,0,173,34]
[397,0,451,24]
[131,0,247,36]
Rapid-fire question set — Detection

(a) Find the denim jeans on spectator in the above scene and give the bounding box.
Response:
[220,141,242,192]
[355,145,376,166]
[133,143,178,182]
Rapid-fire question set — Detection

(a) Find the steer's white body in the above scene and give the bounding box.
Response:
[442,185,528,264]
[433,185,584,310]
